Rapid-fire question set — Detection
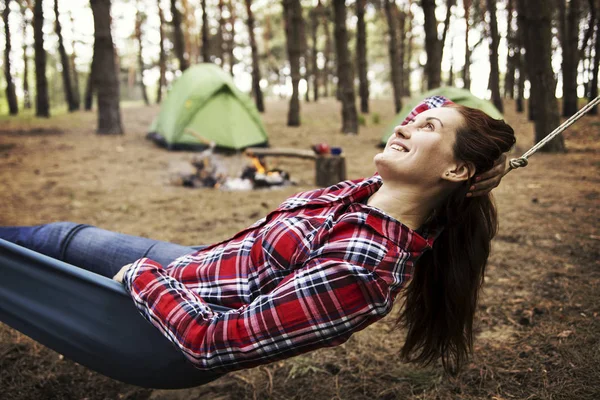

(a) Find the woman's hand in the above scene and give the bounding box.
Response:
[113,263,132,283]
[467,153,507,197]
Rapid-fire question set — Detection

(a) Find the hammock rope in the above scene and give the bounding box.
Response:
[505,95,600,175]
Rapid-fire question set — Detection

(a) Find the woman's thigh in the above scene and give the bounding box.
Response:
[0,222,195,278]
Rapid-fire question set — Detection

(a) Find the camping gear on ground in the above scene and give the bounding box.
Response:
[0,238,230,389]
[247,147,347,187]
[148,63,269,151]
[312,143,331,155]
[380,87,504,146]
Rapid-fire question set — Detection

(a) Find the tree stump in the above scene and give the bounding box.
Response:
[315,155,346,187]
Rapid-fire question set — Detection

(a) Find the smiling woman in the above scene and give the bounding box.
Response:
[0,96,515,378]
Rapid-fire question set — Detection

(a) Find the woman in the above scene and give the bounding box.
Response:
[1,97,515,375]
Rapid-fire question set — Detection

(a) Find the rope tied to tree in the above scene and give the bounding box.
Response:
[505,96,600,175]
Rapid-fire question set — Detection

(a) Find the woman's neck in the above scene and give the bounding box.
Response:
[367,182,440,230]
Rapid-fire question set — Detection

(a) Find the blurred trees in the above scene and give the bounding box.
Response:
[53,0,77,111]
[517,0,565,152]
[485,0,502,113]
[156,0,166,103]
[384,0,402,113]
[421,0,454,90]
[282,0,304,126]
[90,0,123,134]
[245,0,264,112]
[33,0,49,117]
[3,0,18,114]
[19,1,31,110]
[170,0,188,71]
[332,0,358,134]
[590,0,599,115]
[355,0,369,113]
[557,0,595,117]
[134,1,149,105]
[0,0,597,145]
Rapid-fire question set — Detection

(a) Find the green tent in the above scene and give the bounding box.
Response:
[148,64,268,150]
[380,87,504,145]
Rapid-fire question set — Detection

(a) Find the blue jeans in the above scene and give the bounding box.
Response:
[0,222,196,278]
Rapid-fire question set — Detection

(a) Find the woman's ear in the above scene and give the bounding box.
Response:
[442,162,475,183]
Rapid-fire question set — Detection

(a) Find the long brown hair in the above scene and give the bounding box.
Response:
[397,104,516,373]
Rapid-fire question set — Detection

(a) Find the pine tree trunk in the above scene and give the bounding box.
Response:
[171,0,188,71]
[90,0,123,134]
[70,51,80,108]
[517,0,565,152]
[34,0,50,117]
[515,25,525,113]
[504,0,515,98]
[384,0,402,113]
[422,0,442,89]
[218,0,225,66]
[84,60,94,111]
[54,0,77,111]
[157,0,166,103]
[201,0,210,62]
[181,0,195,64]
[486,0,503,112]
[68,11,81,110]
[332,0,358,134]
[462,0,471,90]
[21,4,31,109]
[282,0,305,126]
[310,5,319,101]
[356,0,369,113]
[403,5,413,96]
[135,6,149,105]
[446,38,454,86]
[245,0,264,112]
[559,0,581,116]
[322,8,331,97]
[516,2,534,119]
[3,0,18,115]
[589,8,599,115]
[228,0,236,75]
[397,5,406,96]
[304,46,311,102]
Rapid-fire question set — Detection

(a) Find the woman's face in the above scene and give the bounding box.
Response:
[374,107,466,186]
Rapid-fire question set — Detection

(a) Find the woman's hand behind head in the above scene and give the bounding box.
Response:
[467,153,508,197]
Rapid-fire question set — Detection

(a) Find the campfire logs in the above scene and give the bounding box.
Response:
[245,147,347,187]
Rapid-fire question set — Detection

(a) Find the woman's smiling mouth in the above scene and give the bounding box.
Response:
[390,143,408,152]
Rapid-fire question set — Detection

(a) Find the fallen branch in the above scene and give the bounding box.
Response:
[245,147,317,160]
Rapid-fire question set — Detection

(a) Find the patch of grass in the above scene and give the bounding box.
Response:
[371,112,381,125]
[358,114,367,126]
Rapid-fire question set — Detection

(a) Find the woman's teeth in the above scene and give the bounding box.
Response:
[390,144,407,152]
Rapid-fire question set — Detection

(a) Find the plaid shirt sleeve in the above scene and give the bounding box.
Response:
[123,213,396,373]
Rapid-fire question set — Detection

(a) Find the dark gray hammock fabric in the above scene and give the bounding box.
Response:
[0,238,231,389]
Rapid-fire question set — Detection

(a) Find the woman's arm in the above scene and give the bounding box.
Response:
[122,255,393,373]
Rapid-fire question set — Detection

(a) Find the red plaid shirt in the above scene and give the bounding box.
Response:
[124,176,440,373]
[124,98,449,373]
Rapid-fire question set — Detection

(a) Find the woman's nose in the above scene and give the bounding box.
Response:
[394,125,411,138]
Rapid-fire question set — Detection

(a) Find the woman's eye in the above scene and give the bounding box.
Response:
[426,123,435,130]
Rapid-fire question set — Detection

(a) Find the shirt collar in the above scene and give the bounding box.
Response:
[281,175,442,251]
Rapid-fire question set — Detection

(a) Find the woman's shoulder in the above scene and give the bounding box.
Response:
[278,176,382,210]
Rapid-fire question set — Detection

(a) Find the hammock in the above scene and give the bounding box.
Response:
[0,238,229,389]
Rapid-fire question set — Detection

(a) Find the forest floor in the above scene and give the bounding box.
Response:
[0,98,599,400]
